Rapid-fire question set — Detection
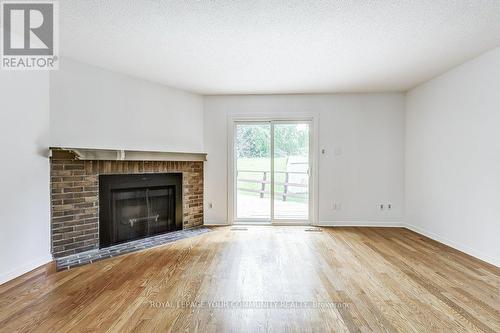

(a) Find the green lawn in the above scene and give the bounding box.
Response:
[236,157,287,171]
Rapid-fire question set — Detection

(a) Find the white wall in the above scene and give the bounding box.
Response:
[0,71,52,284]
[3,42,496,285]
[406,47,500,266]
[203,93,405,225]
[50,58,204,152]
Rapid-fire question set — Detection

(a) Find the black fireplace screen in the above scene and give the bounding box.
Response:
[99,173,182,248]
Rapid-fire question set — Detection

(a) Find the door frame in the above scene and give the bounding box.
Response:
[227,114,319,225]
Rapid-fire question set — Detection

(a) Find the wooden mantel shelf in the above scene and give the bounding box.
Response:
[49,147,207,162]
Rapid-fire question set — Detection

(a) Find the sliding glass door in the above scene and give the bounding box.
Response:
[234,120,311,223]
[235,122,271,221]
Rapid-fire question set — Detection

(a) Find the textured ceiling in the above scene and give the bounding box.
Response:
[60,1,500,94]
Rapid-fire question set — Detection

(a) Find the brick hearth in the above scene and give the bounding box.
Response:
[50,151,204,258]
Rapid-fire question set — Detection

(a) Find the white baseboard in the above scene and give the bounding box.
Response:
[203,221,230,226]
[403,224,499,268]
[204,221,404,227]
[0,254,53,285]
[315,221,404,227]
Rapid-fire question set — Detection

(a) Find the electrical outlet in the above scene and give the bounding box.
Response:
[332,201,341,210]
[208,203,213,209]
[379,204,384,210]
[387,204,392,210]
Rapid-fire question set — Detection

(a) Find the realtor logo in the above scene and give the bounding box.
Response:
[1,0,59,70]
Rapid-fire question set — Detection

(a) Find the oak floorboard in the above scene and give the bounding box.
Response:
[0,227,498,332]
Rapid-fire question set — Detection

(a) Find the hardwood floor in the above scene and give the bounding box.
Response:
[0,226,499,332]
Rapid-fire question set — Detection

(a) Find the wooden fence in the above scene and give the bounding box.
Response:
[236,170,308,201]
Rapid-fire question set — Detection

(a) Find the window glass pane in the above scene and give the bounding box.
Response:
[235,123,271,220]
[273,123,309,220]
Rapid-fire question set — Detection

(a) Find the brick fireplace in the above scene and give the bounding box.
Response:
[50,149,204,258]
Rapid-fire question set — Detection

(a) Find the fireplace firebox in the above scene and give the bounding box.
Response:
[99,173,182,248]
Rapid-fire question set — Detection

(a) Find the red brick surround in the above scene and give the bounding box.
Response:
[50,151,203,258]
